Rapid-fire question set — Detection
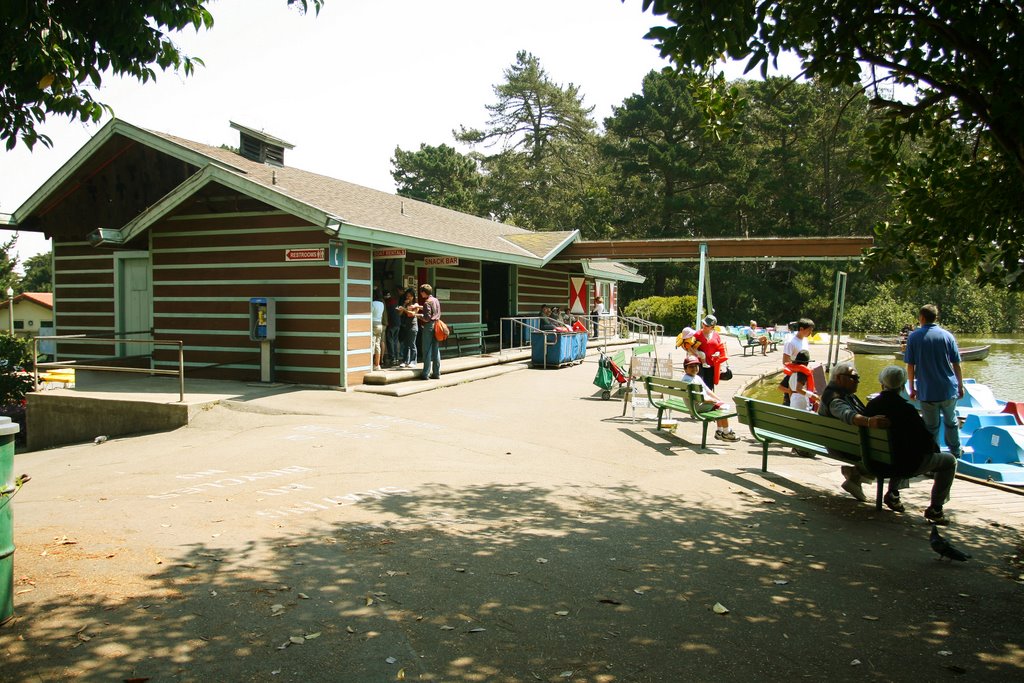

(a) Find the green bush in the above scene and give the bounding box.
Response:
[623,295,699,333]
[0,333,34,406]
[843,300,916,334]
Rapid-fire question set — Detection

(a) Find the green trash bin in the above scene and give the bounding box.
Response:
[0,415,23,625]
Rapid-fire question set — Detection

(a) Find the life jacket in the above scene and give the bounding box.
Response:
[782,363,816,394]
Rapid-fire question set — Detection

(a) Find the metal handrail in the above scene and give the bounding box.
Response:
[32,335,186,403]
[619,316,664,346]
[497,313,663,356]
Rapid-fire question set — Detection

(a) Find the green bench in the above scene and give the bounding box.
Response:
[734,396,894,511]
[632,343,655,358]
[445,322,499,355]
[736,333,763,356]
[643,376,737,448]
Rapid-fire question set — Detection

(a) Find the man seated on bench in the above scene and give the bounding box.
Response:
[818,362,891,503]
[864,366,958,525]
[681,355,740,442]
[746,320,770,355]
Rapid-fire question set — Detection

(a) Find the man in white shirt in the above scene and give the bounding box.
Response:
[782,318,815,364]
[781,318,815,406]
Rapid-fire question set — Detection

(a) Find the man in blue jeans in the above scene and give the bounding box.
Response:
[417,284,442,380]
[904,304,964,459]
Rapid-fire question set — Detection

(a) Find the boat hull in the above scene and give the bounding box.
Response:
[887,345,991,361]
[848,339,901,354]
[960,425,1024,486]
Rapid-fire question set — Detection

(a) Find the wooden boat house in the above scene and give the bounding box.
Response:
[8,120,641,388]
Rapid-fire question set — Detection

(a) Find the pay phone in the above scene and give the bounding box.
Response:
[249,297,276,341]
[248,297,276,382]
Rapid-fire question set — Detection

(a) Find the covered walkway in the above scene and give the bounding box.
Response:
[553,236,873,263]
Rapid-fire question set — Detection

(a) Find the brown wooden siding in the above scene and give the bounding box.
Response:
[517,266,570,314]
[348,266,371,281]
[55,286,112,300]
[348,318,370,334]
[434,260,480,327]
[347,283,371,299]
[149,205,341,386]
[52,239,117,363]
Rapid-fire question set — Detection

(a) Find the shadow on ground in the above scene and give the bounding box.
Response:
[4,480,1023,682]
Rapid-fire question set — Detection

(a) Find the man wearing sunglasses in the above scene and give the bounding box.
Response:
[818,362,894,505]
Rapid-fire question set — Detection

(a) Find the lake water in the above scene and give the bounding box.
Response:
[744,334,1024,403]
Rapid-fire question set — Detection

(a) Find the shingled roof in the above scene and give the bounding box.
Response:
[147,127,578,262]
[11,119,640,280]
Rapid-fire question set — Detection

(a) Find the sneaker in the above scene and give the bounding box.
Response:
[841,479,867,503]
[373,365,381,371]
[717,430,740,442]
[883,492,906,513]
[924,507,949,525]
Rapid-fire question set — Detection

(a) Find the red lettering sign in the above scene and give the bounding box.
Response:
[285,248,326,262]
[424,256,459,267]
[373,248,407,259]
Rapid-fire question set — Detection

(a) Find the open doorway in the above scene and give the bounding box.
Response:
[373,257,404,300]
[481,263,511,343]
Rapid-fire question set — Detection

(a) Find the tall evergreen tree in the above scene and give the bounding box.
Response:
[20,251,52,293]
[0,235,18,294]
[391,143,483,215]
[456,51,601,232]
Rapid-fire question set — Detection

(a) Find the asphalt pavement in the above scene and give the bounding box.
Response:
[2,337,1022,682]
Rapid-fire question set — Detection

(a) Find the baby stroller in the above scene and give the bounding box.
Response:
[593,351,627,400]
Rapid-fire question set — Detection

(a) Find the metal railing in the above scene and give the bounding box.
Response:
[497,313,664,355]
[32,335,186,403]
[618,316,664,346]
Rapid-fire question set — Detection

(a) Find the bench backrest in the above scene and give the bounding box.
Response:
[448,322,488,333]
[735,395,893,466]
[633,343,656,357]
[644,375,699,403]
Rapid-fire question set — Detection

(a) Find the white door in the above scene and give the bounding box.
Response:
[116,254,153,357]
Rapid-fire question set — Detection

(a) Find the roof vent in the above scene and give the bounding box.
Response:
[229,121,295,167]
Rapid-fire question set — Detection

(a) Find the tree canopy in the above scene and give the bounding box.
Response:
[0,1,323,150]
[636,0,1024,288]
[455,51,603,232]
[20,251,52,293]
[391,143,482,215]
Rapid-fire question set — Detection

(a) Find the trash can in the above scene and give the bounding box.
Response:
[0,415,22,625]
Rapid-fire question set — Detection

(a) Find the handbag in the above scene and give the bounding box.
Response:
[719,363,733,381]
[433,319,450,342]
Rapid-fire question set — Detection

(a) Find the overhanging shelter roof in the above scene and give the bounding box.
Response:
[553,236,873,263]
[583,261,645,283]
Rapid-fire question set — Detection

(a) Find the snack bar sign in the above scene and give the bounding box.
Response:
[285,248,326,262]
[424,256,459,267]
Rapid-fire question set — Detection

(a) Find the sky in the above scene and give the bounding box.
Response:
[0,0,799,269]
